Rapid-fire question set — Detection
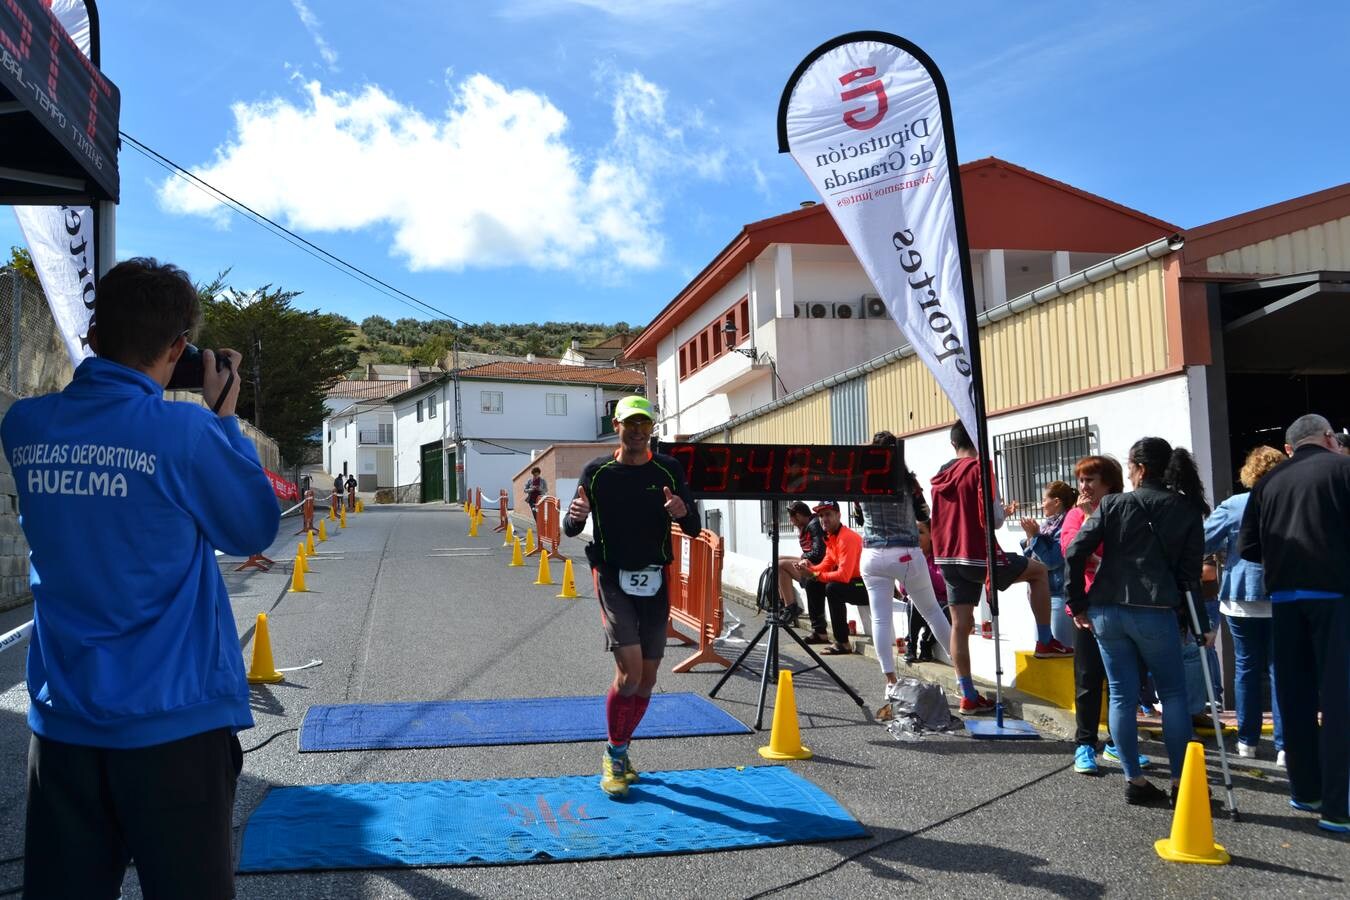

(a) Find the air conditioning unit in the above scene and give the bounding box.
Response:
[793,301,830,319]
[831,301,858,319]
[861,295,889,319]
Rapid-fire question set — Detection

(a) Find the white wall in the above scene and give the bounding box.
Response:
[710,372,1199,685]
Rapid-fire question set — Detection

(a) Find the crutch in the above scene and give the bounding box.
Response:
[1183,588,1240,821]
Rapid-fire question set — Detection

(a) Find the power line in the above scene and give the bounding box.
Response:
[118,131,470,327]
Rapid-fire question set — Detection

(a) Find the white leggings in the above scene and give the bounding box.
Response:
[860,545,951,676]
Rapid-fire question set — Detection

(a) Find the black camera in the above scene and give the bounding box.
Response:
[167,344,232,390]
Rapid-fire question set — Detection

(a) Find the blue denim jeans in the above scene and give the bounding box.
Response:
[1226,614,1283,750]
[1050,594,1076,649]
[1088,604,1191,780]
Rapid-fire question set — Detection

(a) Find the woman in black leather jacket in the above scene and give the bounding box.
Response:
[1065,437,1210,806]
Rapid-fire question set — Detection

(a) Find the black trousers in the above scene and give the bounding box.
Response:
[803,579,842,640]
[1273,598,1349,819]
[24,727,243,899]
[1074,629,1108,746]
[820,580,867,644]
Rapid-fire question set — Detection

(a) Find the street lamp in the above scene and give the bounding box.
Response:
[722,320,781,401]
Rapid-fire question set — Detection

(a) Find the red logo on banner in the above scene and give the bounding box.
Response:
[838,66,887,131]
[264,468,299,501]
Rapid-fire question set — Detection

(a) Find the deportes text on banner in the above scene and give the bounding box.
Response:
[12,0,97,366]
[779,33,978,440]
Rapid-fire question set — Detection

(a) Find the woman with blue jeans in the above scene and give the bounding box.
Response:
[1204,445,1286,765]
[1019,480,1078,648]
[1066,438,1211,806]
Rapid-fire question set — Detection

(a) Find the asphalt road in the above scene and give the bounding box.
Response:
[0,503,1344,898]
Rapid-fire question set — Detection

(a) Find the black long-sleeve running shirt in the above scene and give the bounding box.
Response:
[563,451,701,570]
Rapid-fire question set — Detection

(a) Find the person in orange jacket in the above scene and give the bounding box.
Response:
[794,500,867,655]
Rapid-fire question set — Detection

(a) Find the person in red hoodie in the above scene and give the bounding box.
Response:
[794,500,867,655]
[930,422,1072,715]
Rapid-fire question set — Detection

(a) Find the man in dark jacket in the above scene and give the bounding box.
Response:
[1238,413,1350,833]
[778,500,825,636]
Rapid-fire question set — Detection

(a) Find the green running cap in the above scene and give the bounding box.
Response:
[614,395,653,421]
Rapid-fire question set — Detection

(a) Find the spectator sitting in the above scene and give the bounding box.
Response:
[1238,414,1350,834]
[1206,445,1286,766]
[1020,480,1078,649]
[778,501,827,639]
[930,421,1070,717]
[794,500,866,655]
[1067,437,1209,807]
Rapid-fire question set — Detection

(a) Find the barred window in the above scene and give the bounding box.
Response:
[993,418,1091,513]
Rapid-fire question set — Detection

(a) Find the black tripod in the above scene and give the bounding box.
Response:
[709,500,864,729]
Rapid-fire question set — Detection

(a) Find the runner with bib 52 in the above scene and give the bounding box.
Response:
[563,395,701,797]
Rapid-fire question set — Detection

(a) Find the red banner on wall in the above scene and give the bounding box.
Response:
[265,468,299,502]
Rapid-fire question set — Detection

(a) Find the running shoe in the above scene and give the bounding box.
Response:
[1103,744,1150,769]
[1317,817,1350,834]
[1236,741,1257,759]
[1290,797,1322,813]
[600,751,630,798]
[958,695,996,716]
[1073,744,1099,775]
[1033,638,1074,658]
[1276,750,1287,768]
[621,750,640,784]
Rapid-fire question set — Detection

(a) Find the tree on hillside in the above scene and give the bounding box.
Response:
[196,276,357,464]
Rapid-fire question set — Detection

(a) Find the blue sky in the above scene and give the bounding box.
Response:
[6,0,1348,327]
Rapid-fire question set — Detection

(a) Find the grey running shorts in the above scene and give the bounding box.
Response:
[592,564,671,659]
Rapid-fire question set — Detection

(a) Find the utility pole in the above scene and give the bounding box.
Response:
[251,332,263,429]
[452,336,464,502]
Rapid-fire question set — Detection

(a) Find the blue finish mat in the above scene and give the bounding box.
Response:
[238,765,867,872]
[299,692,751,752]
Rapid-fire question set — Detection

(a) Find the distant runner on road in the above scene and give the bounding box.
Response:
[563,395,700,798]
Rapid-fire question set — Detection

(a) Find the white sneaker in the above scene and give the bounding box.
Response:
[1237,741,1257,759]
[1276,750,1287,768]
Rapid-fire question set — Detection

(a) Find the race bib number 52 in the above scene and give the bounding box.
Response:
[619,566,663,597]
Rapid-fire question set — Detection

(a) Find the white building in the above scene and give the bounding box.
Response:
[387,361,645,504]
[621,157,1176,440]
[323,400,395,491]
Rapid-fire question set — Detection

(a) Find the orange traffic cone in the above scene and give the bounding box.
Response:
[1156,742,1229,864]
[289,559,308,593]
[318,519,328,542]
[509,537,525,567]
[246,613,283,684]
[557,558,579,598]
[533,550,554,586]
[758,670,812,760]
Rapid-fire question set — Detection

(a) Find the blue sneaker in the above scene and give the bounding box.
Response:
[1290,797,1322,813]
[1103,743,1150,769]
[1073,744,1098,775]
[1317,817,1349,834]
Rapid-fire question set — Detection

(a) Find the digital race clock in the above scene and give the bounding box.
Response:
[664,442,905,500]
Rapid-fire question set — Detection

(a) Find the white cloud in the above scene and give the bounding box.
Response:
[158,72,721,275]
[289,0,339,70]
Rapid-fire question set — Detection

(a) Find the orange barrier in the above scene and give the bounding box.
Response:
[527,495,566,559]
[235,553,276,573]
[473,487,484,511]
[347,487,357,512]
[293,490,317,535]
[665,527,730,673]
[492,490,509,533]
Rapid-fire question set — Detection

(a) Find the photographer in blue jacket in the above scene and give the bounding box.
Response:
[1,258,281,898]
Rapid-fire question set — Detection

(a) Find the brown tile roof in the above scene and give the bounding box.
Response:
[325,380,409,401]
[457,361,644,387]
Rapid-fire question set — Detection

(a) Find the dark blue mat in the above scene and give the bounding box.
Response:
[239,765,867,872]
[299,692,751,752]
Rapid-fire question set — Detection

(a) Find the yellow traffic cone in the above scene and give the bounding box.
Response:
[758,670,812,760]
[533,550,554,586]
[306,530,316,554]
[1156,742,1229,864]
[318,519,328,542]
[356,499,364,513]
[525,528,536,555]
[339,508,347,529]
[557,558,579,598]
[509,537,525,567]
[295,545,308,575]
[469,515,479,537]
[330,502,337,520]
[504,521,514,547]
[246,613,283,684]
[289,559,308,593]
